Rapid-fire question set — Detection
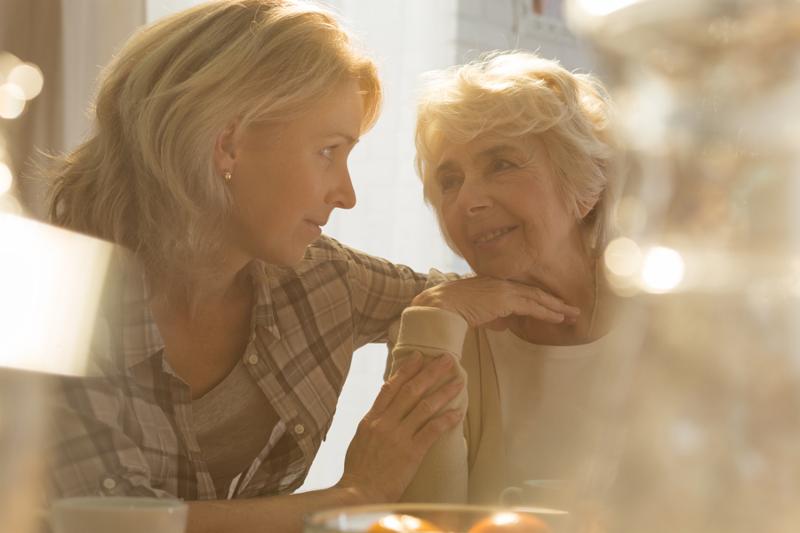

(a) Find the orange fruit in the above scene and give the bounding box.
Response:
[367,513,445,532]
[467,512,551,533]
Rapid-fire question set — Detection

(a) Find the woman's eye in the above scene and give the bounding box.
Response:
[438,175,462,192]
[491,158,516,172]
[320,146,337,160]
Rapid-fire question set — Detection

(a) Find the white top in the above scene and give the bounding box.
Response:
[487,328,612,487]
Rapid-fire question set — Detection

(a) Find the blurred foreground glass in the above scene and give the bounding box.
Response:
[51,497,188,533]
[0,212,113,533]
[499,480,574,512]
[305,504,567,533]
[564,1,800,532]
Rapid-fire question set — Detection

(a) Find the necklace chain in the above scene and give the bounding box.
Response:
[587,259,600,339]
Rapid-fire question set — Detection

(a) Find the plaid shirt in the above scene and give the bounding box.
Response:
[46,236,429,501]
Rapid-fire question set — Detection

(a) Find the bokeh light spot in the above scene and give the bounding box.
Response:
[604,237,643,278]
[0,162,12,195]
[8,63,43,100]
[641,246,685,293]
[0,83,25,119]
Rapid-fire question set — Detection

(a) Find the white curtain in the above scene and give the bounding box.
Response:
[61,0,145,152]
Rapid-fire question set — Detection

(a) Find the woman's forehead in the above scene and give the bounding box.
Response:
[433,133,543,165]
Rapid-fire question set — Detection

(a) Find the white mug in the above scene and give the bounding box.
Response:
[51,496,188,533]
[499,479,573,510]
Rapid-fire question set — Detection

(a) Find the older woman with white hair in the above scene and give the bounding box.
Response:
[390,50,620,505]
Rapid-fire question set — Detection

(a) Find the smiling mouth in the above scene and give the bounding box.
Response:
[473,225,518,245]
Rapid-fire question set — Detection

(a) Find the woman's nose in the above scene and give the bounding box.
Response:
[457,179,492,215]
[328,166,357,209]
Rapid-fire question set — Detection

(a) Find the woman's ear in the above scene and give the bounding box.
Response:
[578,192,601,220]
[213,121,239,175]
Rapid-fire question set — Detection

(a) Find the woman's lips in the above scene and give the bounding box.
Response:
[304,220,322,235]
[472,225,518,245]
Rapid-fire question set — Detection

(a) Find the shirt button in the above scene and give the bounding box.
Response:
[294,424,305,435]
[247,354,259,365]
[102,477,117,490]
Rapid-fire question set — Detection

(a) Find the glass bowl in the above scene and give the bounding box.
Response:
[304,503,568,533]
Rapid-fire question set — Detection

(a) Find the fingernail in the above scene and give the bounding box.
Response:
[438,355,453,368]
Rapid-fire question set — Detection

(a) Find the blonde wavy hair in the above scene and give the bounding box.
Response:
[415,50,617,254]
[48,0,381,281]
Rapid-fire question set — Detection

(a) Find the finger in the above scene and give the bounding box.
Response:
[412,408,464,451]
[383,354,455,421]
[370,352,423,415]
[401,376,465,434]
[485,317,511,331]
[512,296,566,324]
[523,285,581,317]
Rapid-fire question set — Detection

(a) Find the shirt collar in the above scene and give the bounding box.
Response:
[118,258,281,371]
[119,259,162,369]
[247,259,281,341]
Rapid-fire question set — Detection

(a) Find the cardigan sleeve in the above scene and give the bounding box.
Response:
[388,306,470,503]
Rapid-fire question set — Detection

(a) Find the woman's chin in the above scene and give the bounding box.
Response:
[254,241,311,267]
[472,259,529,281]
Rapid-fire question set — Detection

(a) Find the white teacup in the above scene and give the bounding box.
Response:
[51,496,188,533]
[499,479,573,510]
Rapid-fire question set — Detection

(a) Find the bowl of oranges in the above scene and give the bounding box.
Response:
[304,503,567,533]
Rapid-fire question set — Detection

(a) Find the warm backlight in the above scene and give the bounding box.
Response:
[0,214,112,375]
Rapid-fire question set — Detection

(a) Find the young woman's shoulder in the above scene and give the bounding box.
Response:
[280,234,423,279]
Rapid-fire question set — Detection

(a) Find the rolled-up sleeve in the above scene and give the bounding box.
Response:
[389,306,470,504]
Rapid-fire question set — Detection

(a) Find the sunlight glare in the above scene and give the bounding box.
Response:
[0,214,112,375]
[641,246,685,293]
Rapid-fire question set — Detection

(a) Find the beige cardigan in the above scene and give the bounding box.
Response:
[389,306,507,504]
[390,305,618,505]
